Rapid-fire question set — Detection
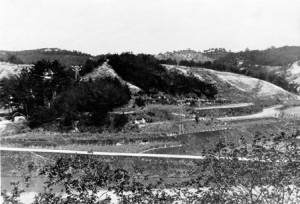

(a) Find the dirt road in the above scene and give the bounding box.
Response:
[218,105,282,121]
[0,146,206,159]
[194,103,253,110]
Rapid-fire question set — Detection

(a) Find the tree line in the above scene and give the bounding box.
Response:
[0,60,131,129]
[105,53,217,99]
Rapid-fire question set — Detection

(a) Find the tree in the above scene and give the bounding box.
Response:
[28,60,73,106]
[53,77,131,126]
[0,69,32,115]
[0,60,74,124]
[187,134,300,203]
[7,55,23,64]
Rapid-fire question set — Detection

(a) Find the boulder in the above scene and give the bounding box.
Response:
[13,116,27,123]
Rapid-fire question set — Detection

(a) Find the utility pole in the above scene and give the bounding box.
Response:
[71,66,81,81]
[178,100,185,135]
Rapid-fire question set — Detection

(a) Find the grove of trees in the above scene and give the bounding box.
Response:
[0,60,131,129]
[106,53,217,99]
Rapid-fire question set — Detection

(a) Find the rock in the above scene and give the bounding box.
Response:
[1,123,30,136]
[13,116,27,123]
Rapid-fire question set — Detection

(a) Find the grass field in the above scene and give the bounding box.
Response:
[0,150,199,178]
[2,119,297,157]
[1,141,181,154]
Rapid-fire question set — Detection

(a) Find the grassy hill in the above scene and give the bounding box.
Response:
[163,64,299,102]
[155,49,214,63]
[158,46,300,93]
[0,62,32,80]
[0,48,92,66]
[219,46,300,67]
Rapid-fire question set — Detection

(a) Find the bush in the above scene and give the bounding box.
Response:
[113,113,129,130]
[53,77,131,127]
[135,97,145,107]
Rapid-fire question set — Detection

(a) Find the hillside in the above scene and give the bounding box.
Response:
[0,62,32,80]
[159,46,300,93]
[0,48,92,66]
[156,49,214,63]
[163,64,299,102]
[216,46,300,84]
[286,61,300,84]
[81,61,142,94]
[218,46,300,67]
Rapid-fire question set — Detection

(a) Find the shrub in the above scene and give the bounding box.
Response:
[113,113,129,130]
[135,97,145,107]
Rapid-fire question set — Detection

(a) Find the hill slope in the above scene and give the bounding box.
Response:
[163,65,299,102]
[218,46,300,67]
[0,62,33,80]
[159,46,300,92]
[81,61,142,94]
[284,60,300,85]
[156,49,214,63]
[0,48,92,66]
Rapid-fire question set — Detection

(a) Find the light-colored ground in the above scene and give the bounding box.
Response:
[139,144,183,153]
[0,146,206,159]
[282,106,300,114]
[205,69,298,98]
[194,102,253,110]
[218,105,282,121]
[0,120,12,134]
[2,142,181,154]
[81,61,141,93]
[164,64,299,99]
[0,62,33,79]
[0,146,274,161]
[0,109,11,134]
[287,61,300,75]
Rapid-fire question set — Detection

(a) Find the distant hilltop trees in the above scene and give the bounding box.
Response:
[156,49,214,63]
[0,48,92,66]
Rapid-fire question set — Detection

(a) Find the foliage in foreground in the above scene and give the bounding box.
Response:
[1,133,300,203]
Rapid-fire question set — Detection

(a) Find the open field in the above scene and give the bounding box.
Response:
[0,150,199,177]
[1,118,298,157]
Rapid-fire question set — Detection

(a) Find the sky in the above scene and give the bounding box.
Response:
[0,0,300,55]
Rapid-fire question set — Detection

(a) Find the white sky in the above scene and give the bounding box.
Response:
[0,0,299,55]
